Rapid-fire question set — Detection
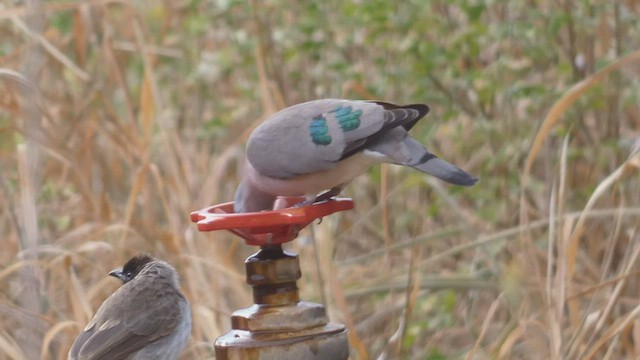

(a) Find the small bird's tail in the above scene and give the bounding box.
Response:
[412,156,478,186]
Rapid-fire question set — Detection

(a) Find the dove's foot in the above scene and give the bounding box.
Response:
[289,187,343,209]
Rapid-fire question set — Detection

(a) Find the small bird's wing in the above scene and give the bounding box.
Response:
[246,99,428,179]
[68,325,96,360]
[70,282,184,360]
[71,320,148,360]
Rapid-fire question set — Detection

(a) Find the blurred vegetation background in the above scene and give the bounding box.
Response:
[1,0,640,359]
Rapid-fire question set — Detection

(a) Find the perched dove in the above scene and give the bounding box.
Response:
[234,99,477,213]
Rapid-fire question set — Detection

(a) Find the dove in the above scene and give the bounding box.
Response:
[233,99,477,213]
[68,254,191,360]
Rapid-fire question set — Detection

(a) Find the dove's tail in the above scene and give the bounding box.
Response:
[393,134,478,186]
[411,154,478,186]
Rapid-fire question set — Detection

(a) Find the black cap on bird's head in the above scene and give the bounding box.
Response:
[109,253,155,284]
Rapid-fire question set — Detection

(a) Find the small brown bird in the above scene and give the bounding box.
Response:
[68,254,191,360]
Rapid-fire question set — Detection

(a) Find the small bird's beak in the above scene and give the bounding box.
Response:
[109,268,127,283]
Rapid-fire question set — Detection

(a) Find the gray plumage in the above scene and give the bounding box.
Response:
[68,254,191,360]
[234,99,477,213]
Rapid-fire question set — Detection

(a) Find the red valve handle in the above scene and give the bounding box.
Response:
[190,197,354,246]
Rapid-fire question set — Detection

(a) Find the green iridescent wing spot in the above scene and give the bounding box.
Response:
[330,106,362,131]
[309,115,332,145]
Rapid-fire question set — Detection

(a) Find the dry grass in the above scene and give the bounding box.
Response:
[2,1,640,359]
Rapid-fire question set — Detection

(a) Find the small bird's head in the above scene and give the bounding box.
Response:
[109,253,155,284]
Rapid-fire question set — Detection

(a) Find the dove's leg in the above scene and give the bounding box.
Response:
[290,186,344,208]
[313,186,343,203]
